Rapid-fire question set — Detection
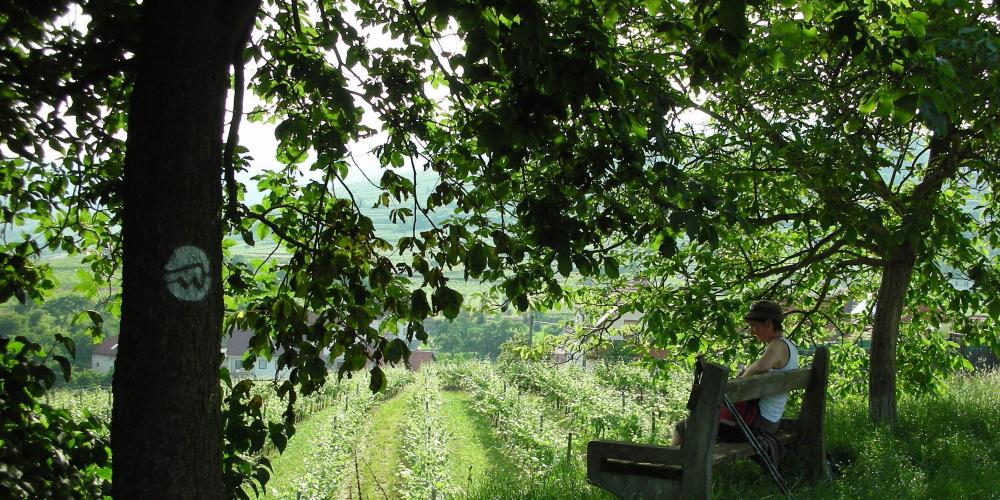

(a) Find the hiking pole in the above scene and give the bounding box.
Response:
[721,393,792,499]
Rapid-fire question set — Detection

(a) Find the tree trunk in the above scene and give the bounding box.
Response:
[868,128,959,425]
[112,1,257,497]
[868,241,916,425]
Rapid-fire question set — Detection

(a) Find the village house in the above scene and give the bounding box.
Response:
[327,316,436,372]
[224,329,282,379]
[91,335,118,374]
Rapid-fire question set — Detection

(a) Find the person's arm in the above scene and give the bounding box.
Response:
[739,339,788,378]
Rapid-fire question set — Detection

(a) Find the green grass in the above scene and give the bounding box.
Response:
[459,368,1000,499]
[714,369,1000,499]
[339,385,413,499]
[440,390,518,490]
[344,388,524,499]
[260,406,338,499]
[463,464,612,500]
[453,388,613,500]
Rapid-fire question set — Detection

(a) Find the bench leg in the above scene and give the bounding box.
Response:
[799,346,830,480]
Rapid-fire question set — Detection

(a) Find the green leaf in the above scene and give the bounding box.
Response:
[645,0,661,15]
[54,355,72,382]
[658,236,677,257]
[988,300,1000,321]
[254,465,271,488]
[892,93,918,124]
[411,289,430,319]
[468,242,488,277]
[604,256,620,279]
[343,348,367,372]
[904,11,928,38]
[432,286,463,320]
[384,338,407,364]
[858,92,879,114]
[557,252,572,278]
[369,365,387,393]
[54,333,75,359]
[268,423,287,453]
[718,0,748,38]
[918,94,947,134]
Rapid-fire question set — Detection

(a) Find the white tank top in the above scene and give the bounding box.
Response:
[758,337,798,423]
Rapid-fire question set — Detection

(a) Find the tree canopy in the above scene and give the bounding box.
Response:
[593,0,1000,423]
[1,0,998,496]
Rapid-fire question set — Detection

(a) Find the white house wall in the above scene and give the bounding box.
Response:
[91,354,115,374]
[227,355,282,380]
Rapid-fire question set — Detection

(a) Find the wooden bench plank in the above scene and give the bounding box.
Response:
[588,440,684,466]
[712,430,798,462]
[724,368,811,402]
[589,469,682,499]
[603,458,683,480]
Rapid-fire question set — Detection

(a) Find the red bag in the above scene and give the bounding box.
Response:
[719,399,758,427]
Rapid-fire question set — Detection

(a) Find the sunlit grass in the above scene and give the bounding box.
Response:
[259,405,337,499]
[336,385,413,499]
[714,369,1000,499]
[440,391,518,491]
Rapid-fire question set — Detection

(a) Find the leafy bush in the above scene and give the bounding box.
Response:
[0,336,111,498]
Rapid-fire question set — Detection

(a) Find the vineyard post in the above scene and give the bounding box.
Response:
[354,448,363,500]
[651,411,656,440]
[566,432,573,464]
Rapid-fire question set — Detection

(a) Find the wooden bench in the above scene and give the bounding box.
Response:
[587,346,829,499]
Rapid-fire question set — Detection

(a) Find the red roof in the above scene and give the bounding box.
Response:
[93,335,119,357]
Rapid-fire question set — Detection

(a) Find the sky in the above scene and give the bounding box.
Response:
[232,2,465,189]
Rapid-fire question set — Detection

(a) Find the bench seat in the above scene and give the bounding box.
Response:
[713,429,797,462]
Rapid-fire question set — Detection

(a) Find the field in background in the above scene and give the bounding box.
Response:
[51,360,1000,499]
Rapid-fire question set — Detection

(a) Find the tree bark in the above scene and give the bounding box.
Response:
[867,128,959,425]
[113,1,257,497]
[867,241,915,424]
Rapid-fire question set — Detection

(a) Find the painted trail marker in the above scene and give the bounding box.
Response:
[164,245,210,301]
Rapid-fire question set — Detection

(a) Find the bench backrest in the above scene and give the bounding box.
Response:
[724,366,812,403]
[678,346,830,496]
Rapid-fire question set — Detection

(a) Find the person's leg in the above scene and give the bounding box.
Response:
[753,417,779,435]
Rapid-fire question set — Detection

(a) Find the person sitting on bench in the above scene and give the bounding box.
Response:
[671,300,799,451]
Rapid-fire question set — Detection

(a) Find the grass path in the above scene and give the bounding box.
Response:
[339,387,517,499]
[335,385,413,500]
[260,405,337,499]
[440,390,518,491]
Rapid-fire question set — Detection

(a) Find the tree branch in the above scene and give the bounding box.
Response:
[748,231,847,280]
[222,5,259,224]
